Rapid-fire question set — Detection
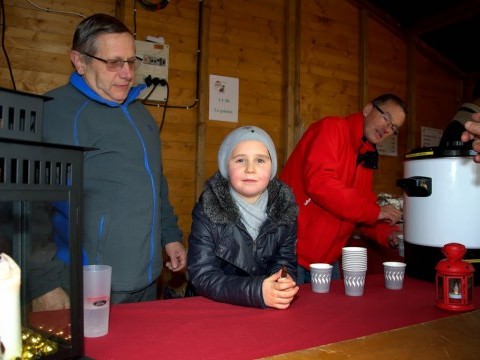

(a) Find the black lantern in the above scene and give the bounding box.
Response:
[0,87,86,358]
[435,243,475,312]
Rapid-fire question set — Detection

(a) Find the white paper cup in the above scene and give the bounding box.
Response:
[310,263,333,293]
[342,247,367,254]
[343,269,366,296]
[83,265,112,337]
[342,247,368,272]
[383,262,406,290]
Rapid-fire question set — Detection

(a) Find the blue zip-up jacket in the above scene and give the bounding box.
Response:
[42,72,182,293]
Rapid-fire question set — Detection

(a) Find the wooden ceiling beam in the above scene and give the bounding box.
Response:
[407,0,480,35]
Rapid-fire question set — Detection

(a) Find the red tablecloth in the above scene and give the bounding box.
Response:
[85,274,480,360]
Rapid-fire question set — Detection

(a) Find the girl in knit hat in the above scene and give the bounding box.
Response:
[187,126,299,309]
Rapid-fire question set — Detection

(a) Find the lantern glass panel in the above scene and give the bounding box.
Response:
[0,200,73,355]
[448,277,463,301]
[467,276,473,303]
[436,275,444,302]
[0,138,85,359]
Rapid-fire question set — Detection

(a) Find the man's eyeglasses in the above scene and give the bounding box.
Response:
[373,102,399,135]
[83,53,142,72]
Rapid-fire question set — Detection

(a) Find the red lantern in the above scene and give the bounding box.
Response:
[435,243,475,311]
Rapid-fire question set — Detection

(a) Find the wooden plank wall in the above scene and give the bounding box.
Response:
[1,0,465,246]
[0,0,115,92]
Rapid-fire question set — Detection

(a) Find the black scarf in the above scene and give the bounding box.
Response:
[356,136,378,169]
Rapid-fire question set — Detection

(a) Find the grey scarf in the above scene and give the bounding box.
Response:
[230,187,268,240]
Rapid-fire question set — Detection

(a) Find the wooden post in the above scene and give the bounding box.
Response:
[359,9,368,107]
[407,35,416,152]
[196,0,210,199]
[284,0,301,160]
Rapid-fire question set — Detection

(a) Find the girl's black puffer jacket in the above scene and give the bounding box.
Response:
[187,172,298,308]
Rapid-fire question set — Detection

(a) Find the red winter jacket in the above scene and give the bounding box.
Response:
[280,112,394,268]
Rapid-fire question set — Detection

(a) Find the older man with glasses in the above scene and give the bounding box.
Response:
[36,13,186,310]
[280,94,407,283]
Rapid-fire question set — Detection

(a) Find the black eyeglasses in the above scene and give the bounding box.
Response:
[83,53,142,72]
[373,102,399,135]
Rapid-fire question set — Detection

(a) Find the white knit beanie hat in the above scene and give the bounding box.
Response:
[217,126,277,180]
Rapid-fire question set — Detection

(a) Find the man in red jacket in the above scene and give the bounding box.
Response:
[280,94,407,283]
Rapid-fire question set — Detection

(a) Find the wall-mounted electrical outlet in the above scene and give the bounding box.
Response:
[135,40,169,102]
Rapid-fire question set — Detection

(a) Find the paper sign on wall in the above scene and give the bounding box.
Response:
[377,134,398,156]
[421,126,443,147]
[209,75,239,122]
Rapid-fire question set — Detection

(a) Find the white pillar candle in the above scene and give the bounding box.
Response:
[0,253,22,360]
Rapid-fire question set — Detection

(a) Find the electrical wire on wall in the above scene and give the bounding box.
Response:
[0,0,16,89]
[143,75,169,133]
[132,0,137,39]
[23,0,86,18]
[132,0,202,134]
[138,0,201,110]
[158,80,169,132]
[133,0,169,39]
[1,0,85,91]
